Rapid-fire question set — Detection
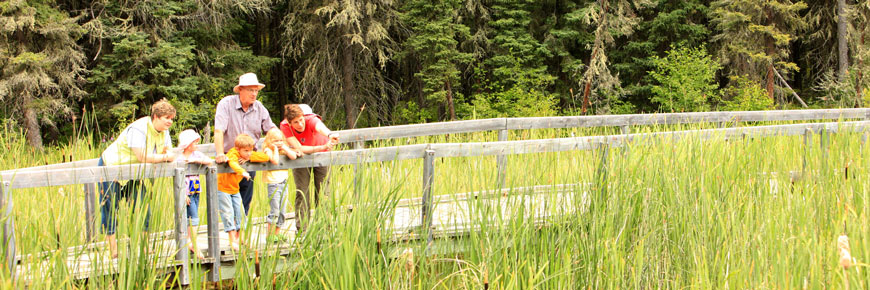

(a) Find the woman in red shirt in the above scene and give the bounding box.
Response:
[280,104,338,232]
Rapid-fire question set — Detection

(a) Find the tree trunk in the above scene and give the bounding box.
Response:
[21,100,43,149]
[837,0,849,82]
[859,32,865,104]
[765,7,775,100]
[341,40,358,129]
[445,79,456,121]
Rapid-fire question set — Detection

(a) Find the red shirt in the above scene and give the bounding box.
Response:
[280,115,330,151]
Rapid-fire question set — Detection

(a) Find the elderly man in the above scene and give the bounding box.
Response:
[214,72,277,213]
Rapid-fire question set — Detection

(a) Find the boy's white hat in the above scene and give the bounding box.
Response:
[233,72,265,93]
[178,129,201,150]
[299,104,314,115]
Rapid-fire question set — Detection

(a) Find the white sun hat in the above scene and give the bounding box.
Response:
[299,104,314,115]
[233,72,266,93]
[178,129,201,150]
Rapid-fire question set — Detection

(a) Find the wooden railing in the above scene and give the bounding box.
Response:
[1,108,870,284]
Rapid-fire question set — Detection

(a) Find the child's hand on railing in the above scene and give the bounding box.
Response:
[242,172,251,180]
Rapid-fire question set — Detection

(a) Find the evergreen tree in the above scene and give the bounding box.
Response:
[611,0,710,111]
[484,0,552,90]
[282,0,400,128]
[577,0,651,114]
[711,0,807,100]
[400,0,472,121]
[852,0,870,101]
[0,0,87,148]
[82,0,276,132]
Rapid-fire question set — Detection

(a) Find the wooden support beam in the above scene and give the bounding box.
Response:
[1,181,15,281]
[496,129,508,189]
[421,149,435,249]
[173,168,190,285]
[84,183,97,243]
[205,165,221,282]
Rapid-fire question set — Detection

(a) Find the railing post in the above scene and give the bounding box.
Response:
[205,165,221,282]
[1,181,15,280]
[173,168,190,285]
[496,130,508,189]
[862,130,868,155]
[596,144,610,195]
[421,150,435,247]
[620,125,630,155]
[804,128,812,174]
[353,141,364,195]
[84,183,97,243]
[820,127,829,166]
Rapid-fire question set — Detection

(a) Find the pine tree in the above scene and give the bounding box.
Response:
[852,1,870,101]
[577,0,651,114]
[401,0,472,121]
[711,0,807,100]
[610,0,710,111]
[485,0,553,91]
[82,0,276,132]
[0,0,87,148]
[282,0,399,128]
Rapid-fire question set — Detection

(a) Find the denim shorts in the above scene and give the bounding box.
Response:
[98,158,150,235]
[266,181,287,227]
[187,193,200,226]
[218,191,245,232]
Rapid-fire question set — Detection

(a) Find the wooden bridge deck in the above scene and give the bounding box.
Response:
[13,184,586,284]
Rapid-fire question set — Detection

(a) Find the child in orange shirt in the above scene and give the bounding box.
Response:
[218,134,276,251]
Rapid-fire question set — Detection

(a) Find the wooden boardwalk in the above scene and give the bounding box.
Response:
[12,184,586,284]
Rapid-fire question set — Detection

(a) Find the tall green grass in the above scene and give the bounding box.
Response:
[1,119,869,288]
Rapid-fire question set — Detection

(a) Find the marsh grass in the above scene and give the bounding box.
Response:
[1,119,869,288]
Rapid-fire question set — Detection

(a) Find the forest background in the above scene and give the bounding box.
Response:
[1,0,869,149]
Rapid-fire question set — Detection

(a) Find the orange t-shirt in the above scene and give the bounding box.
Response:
[218,147,270,194]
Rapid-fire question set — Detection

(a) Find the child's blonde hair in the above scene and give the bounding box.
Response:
[234,134,256,149]
[262,128,285,150]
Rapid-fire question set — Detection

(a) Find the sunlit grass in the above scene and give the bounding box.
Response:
[0,118,869,288]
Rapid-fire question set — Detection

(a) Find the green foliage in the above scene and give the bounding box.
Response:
[0,0,87,147]
[400,0,472,121]
[485,0,553,90]
[612,0,710,110]
[649,45,721,112]
[721,75,774,111]
[465,59,558,118]
[711,0,807,93]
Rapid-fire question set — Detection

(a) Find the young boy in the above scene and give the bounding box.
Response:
[218,134,275,251]
[176,129,213,259]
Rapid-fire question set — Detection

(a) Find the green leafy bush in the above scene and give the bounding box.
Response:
[721,75,774,111]
[649,45,721,112]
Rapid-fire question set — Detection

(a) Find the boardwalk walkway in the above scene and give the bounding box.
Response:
[13,184,585,283]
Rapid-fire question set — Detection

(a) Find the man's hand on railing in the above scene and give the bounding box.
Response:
[215,153,228,164]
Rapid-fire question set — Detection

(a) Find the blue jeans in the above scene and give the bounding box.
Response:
[186,193,200,226]
[98,158,150,235]
[239,171,256,213]
[219,191,245,232]
[266,181,287,227]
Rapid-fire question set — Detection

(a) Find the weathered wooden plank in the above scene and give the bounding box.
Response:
[496,129,508,189]
[421,150,435,247]
[10,108,870,174]
[1,181,15,280]
[335,118,507,143]
[172,168,190,285]
[506,108,870,130]
[205,165,221,282]
[83,183,97,243]
[3,121,870,190]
